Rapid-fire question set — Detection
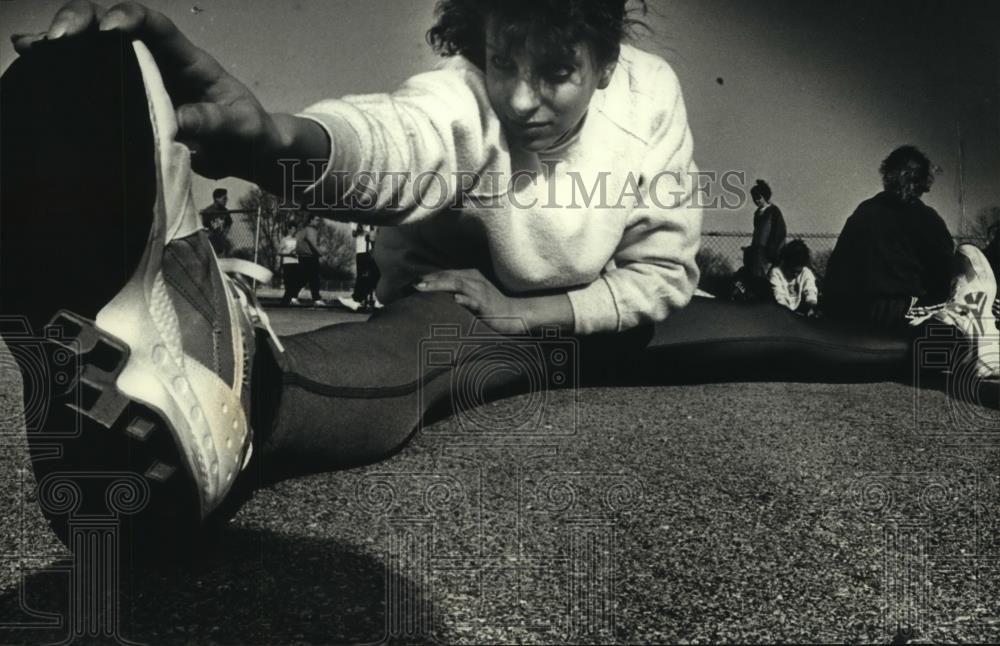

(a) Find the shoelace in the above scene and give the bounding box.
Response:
[905,299,946,327]
[218,258,286,354]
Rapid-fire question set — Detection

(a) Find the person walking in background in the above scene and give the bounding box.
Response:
[295,214,326,307]
[769,239,818,315]
[278,221,302,306]
[339,224,382,312]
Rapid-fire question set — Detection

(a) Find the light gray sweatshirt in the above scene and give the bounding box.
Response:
[298,45,702,334]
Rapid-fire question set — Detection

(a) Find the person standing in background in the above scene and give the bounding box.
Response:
[278,221,302,306]
[295,214,326,307]
[340,224,382,311]
[747,179,787,280]
[200,187,232,232]
[206,212,233,257]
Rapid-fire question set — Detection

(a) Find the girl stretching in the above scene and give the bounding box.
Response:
[2,0,701,546]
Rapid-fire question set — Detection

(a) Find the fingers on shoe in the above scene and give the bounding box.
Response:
[47,0,101,40]
[102,2,206,70]
[11,32,47,54]
[176,102,229,137]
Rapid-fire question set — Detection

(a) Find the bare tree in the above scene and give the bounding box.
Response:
[961,206,1000,242]
[236,188,289,275]
[316,220,356,283]
[235,188,356,285]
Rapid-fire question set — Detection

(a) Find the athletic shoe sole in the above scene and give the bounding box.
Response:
[2,35,252,550]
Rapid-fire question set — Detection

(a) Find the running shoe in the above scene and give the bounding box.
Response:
[932,244,998,378]
[337,296,361,312]
[0,34,280,549]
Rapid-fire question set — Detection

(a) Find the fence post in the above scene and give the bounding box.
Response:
[252,204,262,292]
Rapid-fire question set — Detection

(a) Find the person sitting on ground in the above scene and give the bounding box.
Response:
[823,146,954,330]
[823,145,996,376]
[769,239,818,315]
[730,245,765,302]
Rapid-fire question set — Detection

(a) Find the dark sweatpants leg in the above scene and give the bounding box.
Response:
[351,253,381,306]
[298,256,322,302]
[253,291,647,480]
[351,254,365,303]
[280,264,302,305]
[251,295,967,481]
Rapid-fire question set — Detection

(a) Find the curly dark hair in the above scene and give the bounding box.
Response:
[426,0,648,70]
[749,179,772,203]
[779,239,811,269]
[880,145,934,202]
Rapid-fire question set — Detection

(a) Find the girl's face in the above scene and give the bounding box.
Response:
[782,263,804,279]
[484,16,615,152]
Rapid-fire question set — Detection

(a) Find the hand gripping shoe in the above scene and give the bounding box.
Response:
[0,34,281,550]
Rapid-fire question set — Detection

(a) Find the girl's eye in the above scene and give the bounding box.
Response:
[490,55,514,70]
[543,66,574,82]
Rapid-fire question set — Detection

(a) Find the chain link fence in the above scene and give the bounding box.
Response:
[211,215,990,299]
[697,231,989,296]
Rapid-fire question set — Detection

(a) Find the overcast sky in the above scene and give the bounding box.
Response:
[3,0,997,234]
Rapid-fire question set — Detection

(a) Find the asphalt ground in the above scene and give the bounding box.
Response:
[0,306,998,644]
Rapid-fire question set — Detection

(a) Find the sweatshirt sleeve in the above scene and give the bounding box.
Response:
[567,63,702,334]
[769,268,792,309]
[802,268,819,307]
[295,61,501,225]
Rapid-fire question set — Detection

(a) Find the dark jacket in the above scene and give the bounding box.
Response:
[823,191,954,305]
[749,204,787,277]
[200,202,233,230]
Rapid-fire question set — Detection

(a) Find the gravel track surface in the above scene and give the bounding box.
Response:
[0,308,997,644]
